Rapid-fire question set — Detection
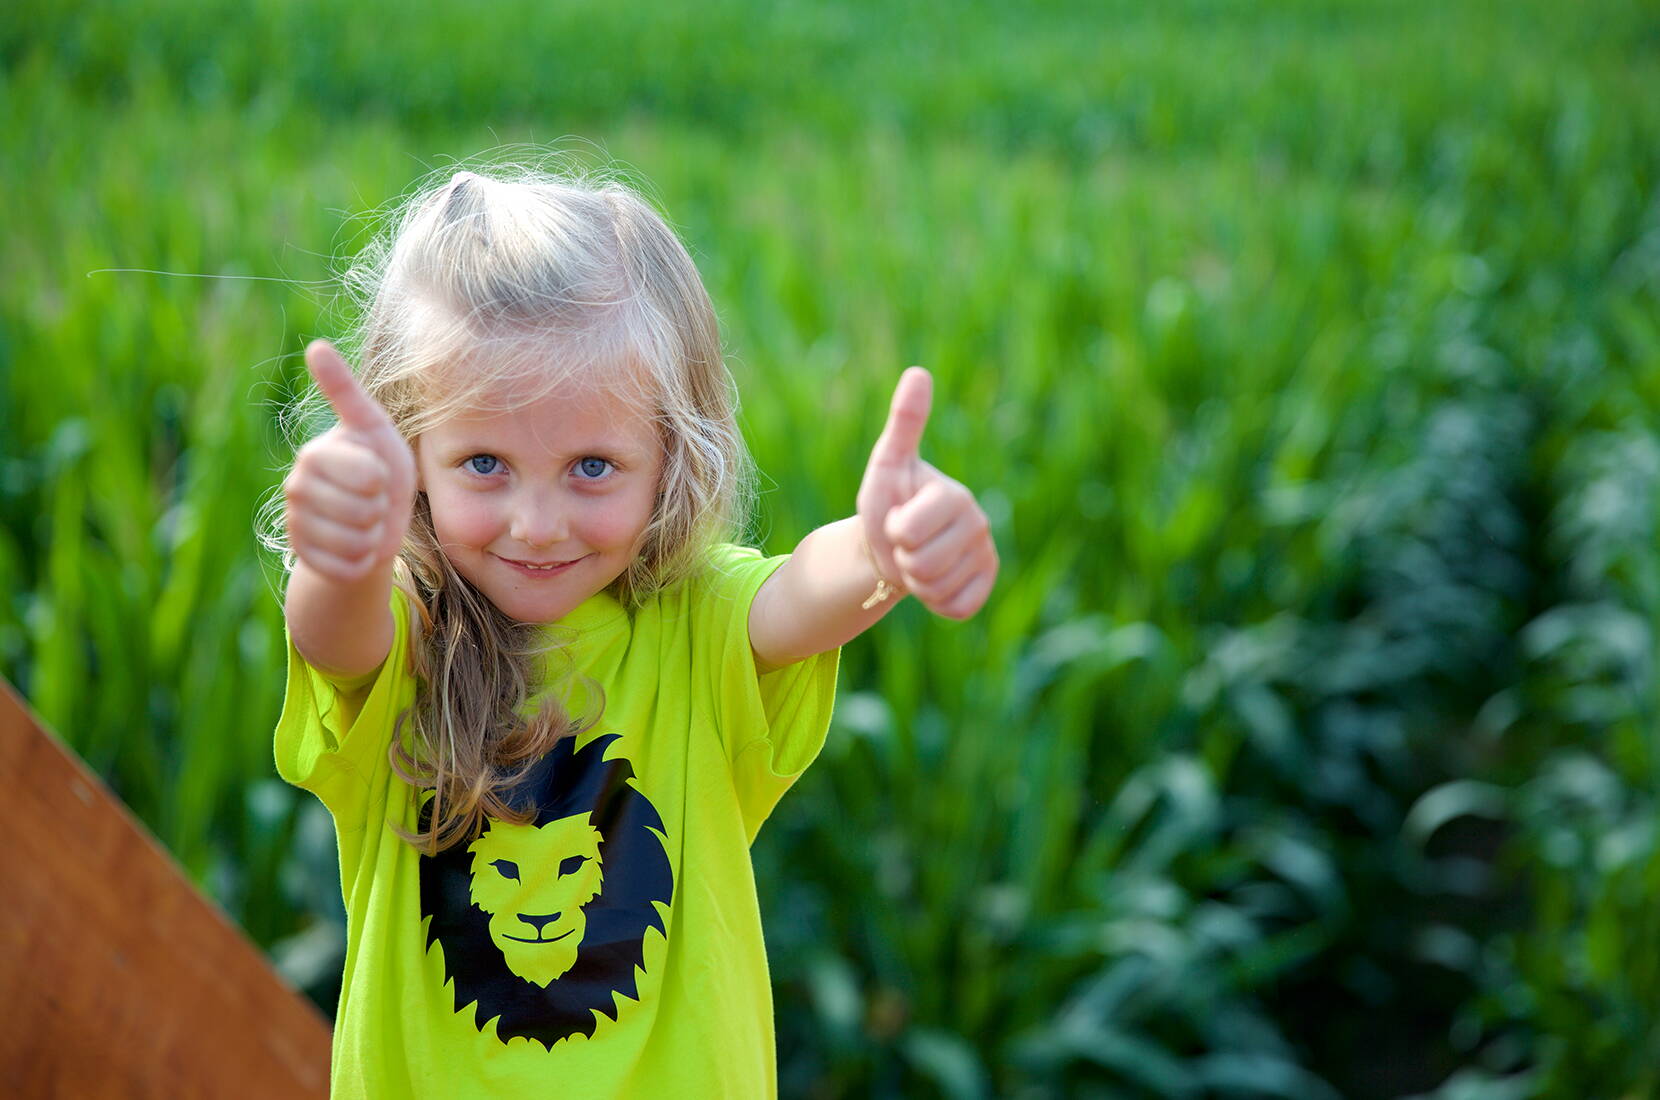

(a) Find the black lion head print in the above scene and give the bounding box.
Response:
[418,733,674,1050]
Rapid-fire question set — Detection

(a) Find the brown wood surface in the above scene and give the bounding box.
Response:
[0,677,330,1099]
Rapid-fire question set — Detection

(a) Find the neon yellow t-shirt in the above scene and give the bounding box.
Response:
[273,544,839,1098]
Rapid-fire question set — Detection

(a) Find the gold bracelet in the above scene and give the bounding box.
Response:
[860,531,898,610]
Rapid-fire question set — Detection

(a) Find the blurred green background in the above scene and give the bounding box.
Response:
[4,0,1660,1096]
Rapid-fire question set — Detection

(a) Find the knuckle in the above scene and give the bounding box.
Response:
[304,432,343,459]
[348,516,381,546]
[300,442,347,483]
[285,507,313,540]
[908,557,943,583]
[328,549,370,579]
[327,557,365,583]
[326,449,381,494]
[351,448,387,486]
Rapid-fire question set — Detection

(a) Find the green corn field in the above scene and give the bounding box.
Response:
[4,1,1659,1095]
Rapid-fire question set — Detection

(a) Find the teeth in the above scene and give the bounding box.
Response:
[502,555,582,571]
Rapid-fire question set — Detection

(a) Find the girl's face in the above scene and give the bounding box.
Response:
[413,371,663,624]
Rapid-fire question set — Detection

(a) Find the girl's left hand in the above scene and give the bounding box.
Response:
[856,367,999,621]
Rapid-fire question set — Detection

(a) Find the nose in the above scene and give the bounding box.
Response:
[520,912,563,935]
[508,487,569,549]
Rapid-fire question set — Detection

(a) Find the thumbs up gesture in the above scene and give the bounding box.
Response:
[281,340,417,584]
[856,367,999,621]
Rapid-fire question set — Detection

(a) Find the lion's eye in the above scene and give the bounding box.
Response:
[491,859,520,881]
[558,855,587,876]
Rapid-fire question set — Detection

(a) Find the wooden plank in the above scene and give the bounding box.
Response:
[0,677,330,1098]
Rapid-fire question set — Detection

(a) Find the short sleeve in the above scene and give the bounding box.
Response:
[273,587,418,826]
[695,543,841,841]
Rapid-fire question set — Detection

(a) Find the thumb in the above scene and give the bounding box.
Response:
[857,366,932,593]
[866,366,933,474]
[307,339,392,434]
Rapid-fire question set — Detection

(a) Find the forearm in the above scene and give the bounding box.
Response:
[748,516,901,671]
[284,558,397,681]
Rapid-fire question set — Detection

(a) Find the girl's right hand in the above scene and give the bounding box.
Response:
[282,340,417,584]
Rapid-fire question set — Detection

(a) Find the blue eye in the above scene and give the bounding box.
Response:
[466,455,499,475]
[576,457,610,479]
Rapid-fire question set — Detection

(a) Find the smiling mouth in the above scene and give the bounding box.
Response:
[498,555,587,574]
[503,928,575,944]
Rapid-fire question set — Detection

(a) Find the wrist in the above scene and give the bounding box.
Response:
[857,520,904,609]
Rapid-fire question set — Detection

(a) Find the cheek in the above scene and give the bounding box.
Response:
[572,863,604,908]
[428,489,500,549]
[579,488,656,548]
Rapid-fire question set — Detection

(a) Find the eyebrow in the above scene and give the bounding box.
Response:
[435,437,646,463]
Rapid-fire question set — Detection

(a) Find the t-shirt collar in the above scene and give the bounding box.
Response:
[551,587,629,637]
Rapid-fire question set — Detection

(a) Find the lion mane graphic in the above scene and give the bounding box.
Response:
[417,733,673,1050]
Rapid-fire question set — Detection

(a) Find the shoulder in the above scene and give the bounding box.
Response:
[687,542,790,605]
[700,541,775,579]
[636,542,788,643]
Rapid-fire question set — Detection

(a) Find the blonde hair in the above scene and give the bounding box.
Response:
[262,161,755,854]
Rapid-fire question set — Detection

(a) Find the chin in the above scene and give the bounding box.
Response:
[495,592,582,625]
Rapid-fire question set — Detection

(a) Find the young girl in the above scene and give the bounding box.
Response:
[271,164,998,1097]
